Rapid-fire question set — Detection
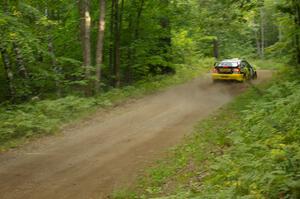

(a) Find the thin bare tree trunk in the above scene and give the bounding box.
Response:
[2,0,9,13]
[213,39,219,59]
[294,0,300,65]
[48,36,62,96]
[45,7,62,97]
[125,0,145,83]
[80,0,92,95]
[109,0,115,83]
[255,30,261,57]
[278,21,283,55]
[260,7,265,59]
[157,0,173,74]
[113,0,123,87]
[1,46,15,100]
[278,23,283,42]
[95,0,106,93]
[12,42,28,79]
[125,13,133,84]
[134,0,144,40]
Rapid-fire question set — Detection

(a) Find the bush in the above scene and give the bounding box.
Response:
[197,78,300,199]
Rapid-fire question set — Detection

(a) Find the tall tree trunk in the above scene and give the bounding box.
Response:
[255,29,261,57]
[125,0,145,83]
[12,42,28,79]
[260,6,265,59]
[48,36,62,97]
[109,0,115,81]
[2,0,9,13]
[95,0,106,93]
[253,14,261,57]
[125,14,133,84]
[278,22,283,42]
[213,39,219,59]
[45,7,62,97]
[134,0,144,40]
[278,22,283,55]
[113,0,124,87]
[80,0,92,95]
[294,0,300,65]
[157,0,173,74]
[0,46,15,100]
[160,18,171,51]
[160,0,171,50]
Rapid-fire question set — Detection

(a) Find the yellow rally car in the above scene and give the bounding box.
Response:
[211,59,257,82]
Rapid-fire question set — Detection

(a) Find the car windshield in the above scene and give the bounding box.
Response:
[218,61,239,67]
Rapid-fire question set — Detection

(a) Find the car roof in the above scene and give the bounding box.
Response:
[221,58,243,63]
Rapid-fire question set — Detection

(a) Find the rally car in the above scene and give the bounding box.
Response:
[211,59,257,82]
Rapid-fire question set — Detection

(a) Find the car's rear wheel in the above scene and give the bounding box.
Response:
[253,72,258,79]
[240,74,247,82]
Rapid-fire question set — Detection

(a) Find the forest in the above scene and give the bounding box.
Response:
[0,0,299,103]
[1,0,300,198]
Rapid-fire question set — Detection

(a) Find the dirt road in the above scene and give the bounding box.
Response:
[0,71,272,199]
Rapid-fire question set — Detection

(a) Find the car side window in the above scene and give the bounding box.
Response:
[245,61,251,69]
[241,61,250,74]
[241,61,246,68]
[245,61,254,76]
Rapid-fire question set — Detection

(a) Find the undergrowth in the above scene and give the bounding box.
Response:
[0,58,213,151]
[250,59,285,70]
[113,68,300,199]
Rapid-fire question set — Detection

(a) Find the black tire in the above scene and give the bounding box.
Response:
[241,74,247,82]
[253,72,257,80]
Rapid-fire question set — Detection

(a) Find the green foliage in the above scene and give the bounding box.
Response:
[115,69,300,199]
[0,96,95,148]
[1,0,298,102]
[195,75,300,199]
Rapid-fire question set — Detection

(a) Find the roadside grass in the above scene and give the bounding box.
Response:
[0,58,214,151]
[250,59,285,70]
[113,68,300,199]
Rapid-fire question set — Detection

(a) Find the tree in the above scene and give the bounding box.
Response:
[292,0,300,65]
[108,0,115,82]
[0,0,298,104]
[125,0,145,83]
[13,42,28,79]
[260,5,265,59]
[95,0,106,93]
[0,46,15,100]
[79,0,92,95]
